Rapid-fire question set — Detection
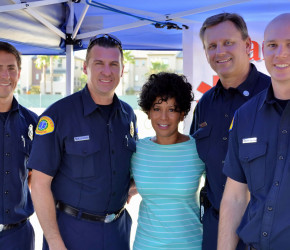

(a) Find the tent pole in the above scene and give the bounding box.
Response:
[182,24,195,134]
[0,0,67,13]
[66,1,75,96]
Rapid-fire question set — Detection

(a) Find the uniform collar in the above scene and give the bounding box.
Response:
[259,84,275,108]
[214,63,259,98]
[11,97,20,112]
[81,85,127,116]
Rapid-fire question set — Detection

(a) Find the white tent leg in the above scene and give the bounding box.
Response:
[66,1,75,96]
[66,44,74,96]
[182,24,195,135]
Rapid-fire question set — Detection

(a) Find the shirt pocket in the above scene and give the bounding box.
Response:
[192,125,212,162]
[123,134,136,152]
[64,140,101,178]
[239,142,267,192]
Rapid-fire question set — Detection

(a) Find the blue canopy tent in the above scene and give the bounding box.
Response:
[1,0,289,89]
[0,0,289,131]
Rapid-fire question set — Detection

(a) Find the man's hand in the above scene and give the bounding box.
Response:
[127,179,138,204]
[31,170,67,250]
[218,177,250,250]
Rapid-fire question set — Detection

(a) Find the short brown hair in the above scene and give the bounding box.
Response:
[0,41,21,69]
[200,13,249,46]
[86,34,123,64]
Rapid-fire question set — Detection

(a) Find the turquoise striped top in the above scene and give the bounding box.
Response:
[131,136,204,249]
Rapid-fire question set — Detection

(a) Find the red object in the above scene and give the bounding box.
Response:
[197,75,219,94]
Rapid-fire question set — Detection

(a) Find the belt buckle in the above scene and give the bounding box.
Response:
[0,224,4,232]
[104,213,116,223]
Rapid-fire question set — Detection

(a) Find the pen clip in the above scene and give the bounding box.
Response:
[125,135,128,147]
[21,135,25,148]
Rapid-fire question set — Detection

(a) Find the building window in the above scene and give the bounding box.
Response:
[135,75,139,82]
[162,58,169,65]
[57,59,62,68]
[53,76,60,81]
[35,74,39,80]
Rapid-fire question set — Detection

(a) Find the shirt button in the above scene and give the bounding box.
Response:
[262,232,268,237]
[5,153,10,157]
[4,190,9,194]
[5,209,10,214]
[282,130,288,134]
[243,90,250,96]
[5,133,10,137]
[225,114,229,118]
[267,206,273,211]
[5,171,10,174]
[274,181,279,186]
[279,155,284,160]
[222,160,225,164]
[112,150,114,154]
[222,137,227,141]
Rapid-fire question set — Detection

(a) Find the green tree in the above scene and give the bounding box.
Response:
[148,61,170,75]
[30,86,40,94]
[34,55,58,94]
[123,50,135,64]
[121,50,135,95]
[74,73,87,92]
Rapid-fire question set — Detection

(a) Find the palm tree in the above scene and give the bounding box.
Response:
[124,51,135,64]
[35,56,48,94]
[34,55,58,94]
[148,61,169,75]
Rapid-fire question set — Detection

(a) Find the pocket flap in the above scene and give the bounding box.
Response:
[239,142,267,162]
[193,125,212,139]
[65,139,101,156]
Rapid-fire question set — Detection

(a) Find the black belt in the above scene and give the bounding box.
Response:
[0,218,28,232]
[56,201,125,223]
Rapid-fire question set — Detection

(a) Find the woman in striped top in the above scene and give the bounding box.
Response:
[131,72,205,249]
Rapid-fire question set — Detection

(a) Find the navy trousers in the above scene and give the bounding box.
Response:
[0,219,35,250]
[43,209,132,250]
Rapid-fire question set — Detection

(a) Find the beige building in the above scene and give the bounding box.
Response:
[121,50,183,95]
[19,51,183,97]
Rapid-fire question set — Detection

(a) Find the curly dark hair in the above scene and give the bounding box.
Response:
[138,72,193,116]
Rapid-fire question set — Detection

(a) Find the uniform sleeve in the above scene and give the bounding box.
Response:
[223,111,247,184]
[190,102,200,135]
[28,108,63,177]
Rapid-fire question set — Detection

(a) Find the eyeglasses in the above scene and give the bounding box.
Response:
[88,34,122,48]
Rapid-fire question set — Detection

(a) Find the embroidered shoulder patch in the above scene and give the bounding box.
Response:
[35,116,55,135]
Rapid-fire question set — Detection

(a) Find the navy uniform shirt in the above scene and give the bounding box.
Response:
[224,85,290,249]
[28,86,137,214]
[190,64,270,210]
[0,98,38,224]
